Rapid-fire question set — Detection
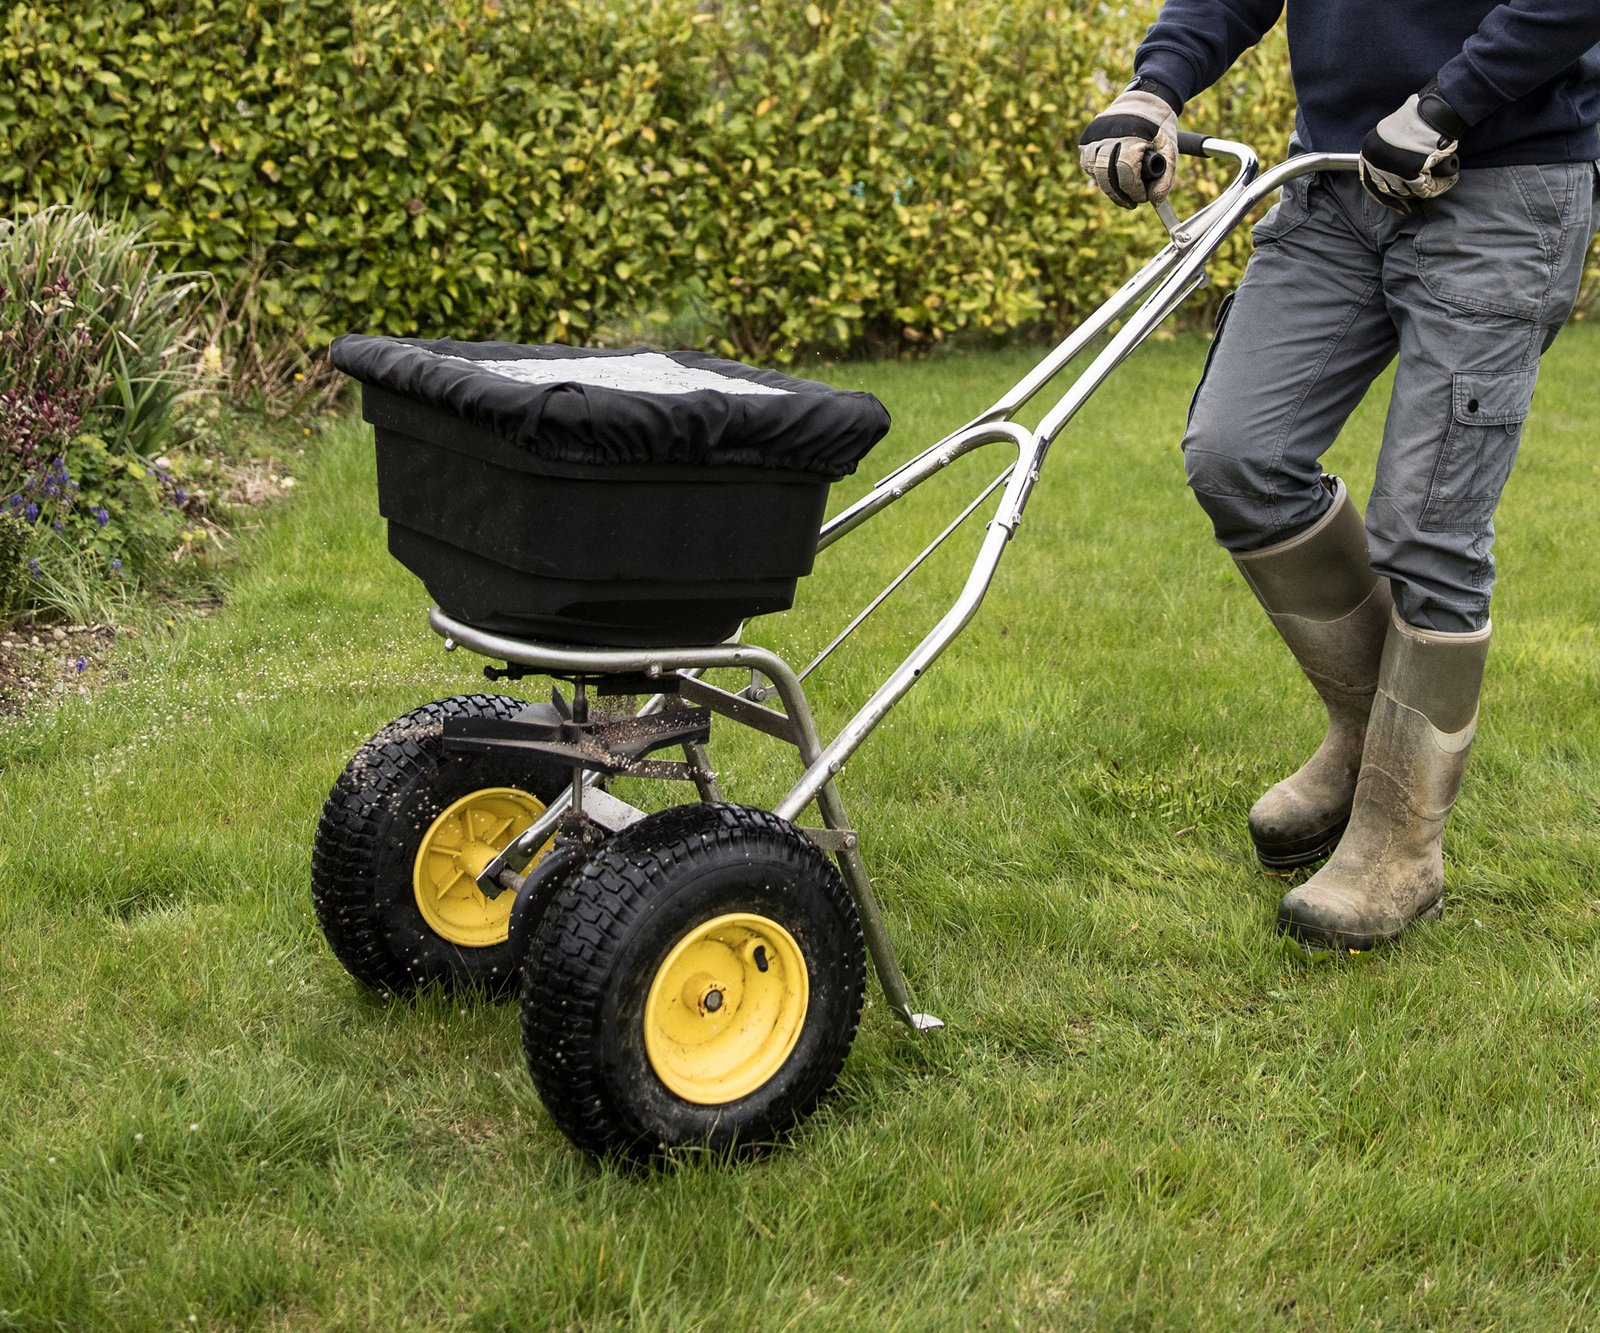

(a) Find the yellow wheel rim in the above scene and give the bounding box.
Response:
[643,912,809,1105]
[412,787,550,948]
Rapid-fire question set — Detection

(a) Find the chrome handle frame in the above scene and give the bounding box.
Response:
[777,144,1359,820]
[429,142,1361,1028]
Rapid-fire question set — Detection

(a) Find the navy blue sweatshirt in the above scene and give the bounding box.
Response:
[1135,1,1600,165]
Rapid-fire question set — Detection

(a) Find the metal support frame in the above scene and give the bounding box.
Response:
[434,608,934,1030]
[430,141,1360,1036]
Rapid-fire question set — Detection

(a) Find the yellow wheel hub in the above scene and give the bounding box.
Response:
[412,787,550,948]
[643,912,809,1105]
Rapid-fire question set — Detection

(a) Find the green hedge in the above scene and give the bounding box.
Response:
[3,1,1303,363]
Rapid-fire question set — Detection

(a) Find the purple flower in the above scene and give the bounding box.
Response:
[26,558,41,578]
[93,507,109,527]
[23,502,38,522]
[73,656,87,673]
[110,558,122,574]
[51,520,62,532]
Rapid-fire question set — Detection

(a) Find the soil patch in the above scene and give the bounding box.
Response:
[0,624,125,715]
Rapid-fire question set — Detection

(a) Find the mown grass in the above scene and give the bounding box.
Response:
[2,326,1599,1330]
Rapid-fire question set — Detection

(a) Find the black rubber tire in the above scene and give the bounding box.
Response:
[521,802,866,1164]
[504,835,592,968]
[311,694,571,998]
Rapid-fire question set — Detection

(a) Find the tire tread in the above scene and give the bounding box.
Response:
[521,802,865,1161]
[311,693,548,995]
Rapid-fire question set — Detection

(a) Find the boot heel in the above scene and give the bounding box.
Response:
[1252,816,1349,870]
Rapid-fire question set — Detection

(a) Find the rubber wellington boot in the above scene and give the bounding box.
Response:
[1233,479,1392,869]
[1277,609,1491,951]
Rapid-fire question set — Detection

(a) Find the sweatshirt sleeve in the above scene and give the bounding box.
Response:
[1434,2,1600,126]
[1132,0,1287,105]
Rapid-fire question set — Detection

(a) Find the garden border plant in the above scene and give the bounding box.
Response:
[0,196,337,657]
[0,203,216,624]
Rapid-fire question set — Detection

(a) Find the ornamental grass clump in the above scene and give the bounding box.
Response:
[0,205,209,619]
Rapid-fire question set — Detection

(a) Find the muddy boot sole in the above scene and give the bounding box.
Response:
[1251,815,1349,871]
[1276,894,1444,953]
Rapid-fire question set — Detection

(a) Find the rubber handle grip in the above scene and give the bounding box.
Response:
[1141,151,1168,186]
[1175,130,1212,158]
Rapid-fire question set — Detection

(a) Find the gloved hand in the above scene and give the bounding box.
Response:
[1078,78,1181,210]
[1359,83,1467,213]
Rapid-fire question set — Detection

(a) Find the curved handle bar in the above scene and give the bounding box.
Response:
[1129,134,1362,245]
[823,139,1364,547]
[1023,138,1361,446]
[1161,138,1361,246]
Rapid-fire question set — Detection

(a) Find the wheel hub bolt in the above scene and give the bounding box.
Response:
[703,989,724,1013]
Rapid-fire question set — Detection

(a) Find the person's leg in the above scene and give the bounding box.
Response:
[1184,172,1398,550]
[1231,478,1392,867]
[1367,160,1597,632]
[1183,172,1398,867]
[1278,161,1598,949]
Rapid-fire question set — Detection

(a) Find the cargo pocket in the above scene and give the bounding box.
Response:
[1250,172,1313,247]
[1419,368,1539,533]
[1186,292,1235,428]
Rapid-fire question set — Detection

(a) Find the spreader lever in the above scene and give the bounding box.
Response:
[1141,148,1184,241]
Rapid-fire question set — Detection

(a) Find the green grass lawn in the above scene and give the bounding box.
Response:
[3,326,1599,1330]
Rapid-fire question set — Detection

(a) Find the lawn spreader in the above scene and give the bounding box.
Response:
[315,137,1360,1164]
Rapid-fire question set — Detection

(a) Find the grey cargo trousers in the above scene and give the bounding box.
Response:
[1183,163,1599,632]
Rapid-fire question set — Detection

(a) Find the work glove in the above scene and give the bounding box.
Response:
[1359,83,1467,213]
[1078,77,1181,210]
